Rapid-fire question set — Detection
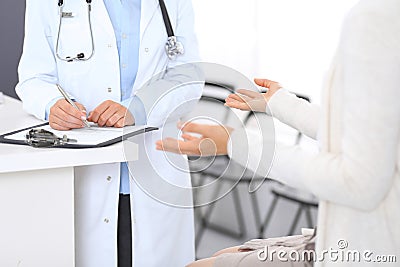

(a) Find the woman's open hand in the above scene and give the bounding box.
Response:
[156,122,233,156]
[225,78,282,112]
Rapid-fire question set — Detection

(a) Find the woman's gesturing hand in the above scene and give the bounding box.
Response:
[156,122,233,156]
[225,78,282,112]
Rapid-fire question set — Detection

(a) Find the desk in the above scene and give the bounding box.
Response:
[0,95,138,266]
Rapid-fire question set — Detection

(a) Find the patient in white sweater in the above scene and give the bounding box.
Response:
[157,0,400,266]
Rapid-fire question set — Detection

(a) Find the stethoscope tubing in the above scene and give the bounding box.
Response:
[56,1,95,62]
[55,0,183,62]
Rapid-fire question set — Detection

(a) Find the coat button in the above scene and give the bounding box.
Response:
[107,44,113,48]
[108,88,112,93]
[104,218,110,224]
[144,48,149,53]
[107,176,112,182]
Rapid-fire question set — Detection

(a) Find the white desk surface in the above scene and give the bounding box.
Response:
[0,95,138,174]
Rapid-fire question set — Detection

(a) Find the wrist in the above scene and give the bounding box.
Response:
[219,126,234,155]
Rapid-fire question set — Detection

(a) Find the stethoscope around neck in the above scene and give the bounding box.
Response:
[55,0,184,63]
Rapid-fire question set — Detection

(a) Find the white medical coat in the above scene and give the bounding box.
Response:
[16,0,203,266]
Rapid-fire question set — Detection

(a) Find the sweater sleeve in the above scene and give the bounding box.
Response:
[267,89,320,140]
[229,6,400,211]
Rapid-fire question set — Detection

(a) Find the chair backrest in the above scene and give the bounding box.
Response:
[181,82,244,128]
[243,91,311,146]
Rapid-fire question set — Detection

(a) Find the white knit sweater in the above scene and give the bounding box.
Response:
[229,0,400,266]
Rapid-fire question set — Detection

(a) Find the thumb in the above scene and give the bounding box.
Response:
[254,78,274,89]
[255,78,282,92]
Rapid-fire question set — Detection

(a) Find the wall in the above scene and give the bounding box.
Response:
[193,0,358,103]
[0,0,358,101]
[0,0,25,99]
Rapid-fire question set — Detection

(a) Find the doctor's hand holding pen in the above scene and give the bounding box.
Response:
[156,78,281,155]
[49,99,88,130]
[49,99,134,131]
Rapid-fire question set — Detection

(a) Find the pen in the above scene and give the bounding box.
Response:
[56,84,91,128]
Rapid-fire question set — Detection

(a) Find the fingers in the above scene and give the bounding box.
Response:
[113,118,124,128]
[155,138,201,155]
[75,103,87,116]
[225,93,250,105]
[225,89,270,112]
[178,121,209,136]
[224,90,259,111]
[156,124,230,156]
[224,99,251,111]
[49,112,84,130]
[198,138,218,156]
[181,133,197,141]
[49,99,86,130]
[101,108,124,127]
[113,113,135,128]
[123,111,135,126]
[155,138,181,153]
[235,89,260,98]
[88,100,134,127]
[50,121,72,131]
[254,78,282,92]
[88,100,113,125]
[56,99,87,122]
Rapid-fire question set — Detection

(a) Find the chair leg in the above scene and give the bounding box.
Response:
[193,173,206,246]
[193,173,210,258]
[259,194,279,238]
[288,204,304,235]
[249,186,262,238]
[203,185,246,239]
[194,206,206,248]
[305,206,314,228]
[232,186,246,238]
[197,181,249,239]
[195,177,223,247]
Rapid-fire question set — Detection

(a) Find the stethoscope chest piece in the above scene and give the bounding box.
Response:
[25,129,77,148]
[165,36,184,60]
[159,0,184,61]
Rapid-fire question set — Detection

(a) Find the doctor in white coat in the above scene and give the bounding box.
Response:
[16,0,202,266]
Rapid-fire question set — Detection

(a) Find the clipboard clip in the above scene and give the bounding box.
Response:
[25,129,77,148]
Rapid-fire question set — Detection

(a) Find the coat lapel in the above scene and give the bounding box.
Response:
[92,0,116,40]
[140,0,160,40]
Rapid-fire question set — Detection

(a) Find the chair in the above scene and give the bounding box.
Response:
[251,93,319,238]
[184,82,272,249]
[187,84,318,251]
[258,183,318,237]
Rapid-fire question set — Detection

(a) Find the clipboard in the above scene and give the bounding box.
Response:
[0,122,158,149]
